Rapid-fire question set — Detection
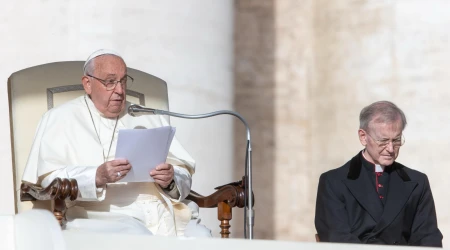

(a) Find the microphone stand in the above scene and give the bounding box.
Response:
[128,104,254,239]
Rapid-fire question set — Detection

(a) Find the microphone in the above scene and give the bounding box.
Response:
[127,104,255,239]
[128,105,162,116]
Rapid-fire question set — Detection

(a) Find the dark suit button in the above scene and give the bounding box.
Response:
[393,241,398,245]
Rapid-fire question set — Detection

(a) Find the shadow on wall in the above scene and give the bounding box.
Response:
[233,0,275,239]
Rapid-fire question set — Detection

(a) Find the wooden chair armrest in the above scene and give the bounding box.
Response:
[20,178,79,227]
[186,177,254,238]
[187,184,245,208]
[20,178,78,202]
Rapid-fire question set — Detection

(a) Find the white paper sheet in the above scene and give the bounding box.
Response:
[115,126,176,182]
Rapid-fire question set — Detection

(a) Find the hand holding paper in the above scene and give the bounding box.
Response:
[115,126,176,182]
[150,163,175,188]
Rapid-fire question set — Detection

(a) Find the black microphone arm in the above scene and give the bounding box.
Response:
[128,104,254,239]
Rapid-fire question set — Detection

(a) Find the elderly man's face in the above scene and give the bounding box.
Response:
[82,55,127,118]
[358,118,403,166]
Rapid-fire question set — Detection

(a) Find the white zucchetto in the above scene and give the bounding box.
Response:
[83,49,123,72]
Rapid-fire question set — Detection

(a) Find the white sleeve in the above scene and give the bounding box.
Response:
[40,166,106,201]
[170,165,192,202]
[162,181,181,199]
[158,115,195,202]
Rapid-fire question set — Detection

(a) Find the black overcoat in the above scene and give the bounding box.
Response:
[315,151,443,247]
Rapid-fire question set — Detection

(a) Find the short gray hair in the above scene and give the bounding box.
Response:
[359,101,407,131]
[83,58,96,75]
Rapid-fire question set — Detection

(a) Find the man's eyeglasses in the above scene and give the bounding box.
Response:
[366,132,405,148]
[87,74,134,91]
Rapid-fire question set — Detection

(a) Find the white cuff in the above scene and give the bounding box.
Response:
[164,184,180,199]
[76,166,105,201]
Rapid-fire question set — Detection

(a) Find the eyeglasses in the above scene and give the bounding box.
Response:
[87,74,134,91]
[366,132,405,148]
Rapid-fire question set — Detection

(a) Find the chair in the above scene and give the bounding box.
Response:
[8,61,250,238]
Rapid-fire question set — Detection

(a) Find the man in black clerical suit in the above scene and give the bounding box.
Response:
[315,101,443,247]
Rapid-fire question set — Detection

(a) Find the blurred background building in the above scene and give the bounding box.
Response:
[234,0,450,244]
[0,0,448,246]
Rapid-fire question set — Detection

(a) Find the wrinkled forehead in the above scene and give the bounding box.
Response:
[369,119,403,138]
[93,55,127,75]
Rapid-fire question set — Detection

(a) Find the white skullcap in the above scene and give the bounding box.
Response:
[83,49,123,73]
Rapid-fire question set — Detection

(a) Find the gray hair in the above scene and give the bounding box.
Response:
[83,58,96,75]
[359,101,407,131]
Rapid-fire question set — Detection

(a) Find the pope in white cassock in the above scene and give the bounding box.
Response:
[22,49,211,237]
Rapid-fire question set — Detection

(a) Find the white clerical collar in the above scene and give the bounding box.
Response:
[375,164,385,173]
[362,149,386,172]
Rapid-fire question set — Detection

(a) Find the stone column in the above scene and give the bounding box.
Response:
[234,0,276,239]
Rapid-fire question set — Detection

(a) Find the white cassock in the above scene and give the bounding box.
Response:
[22,95,211,237]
